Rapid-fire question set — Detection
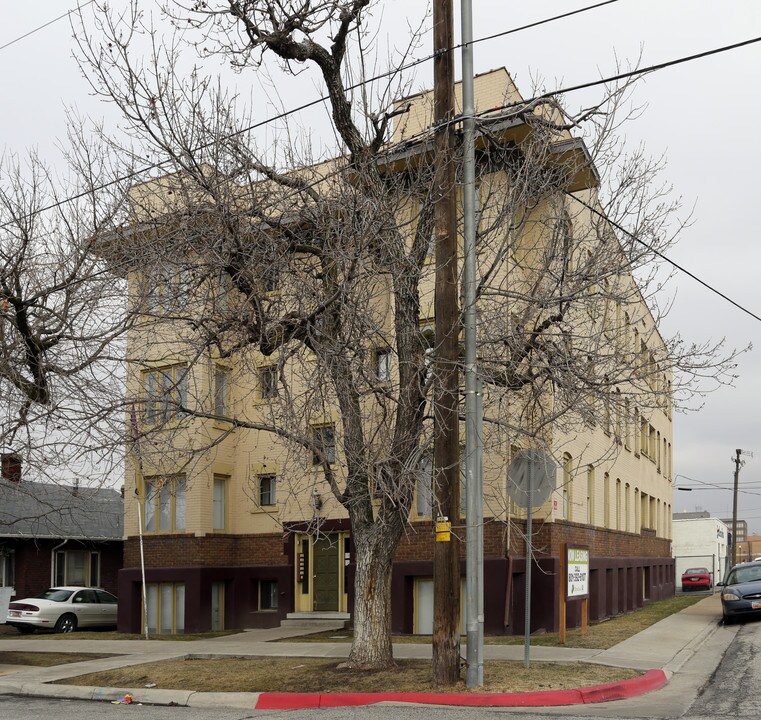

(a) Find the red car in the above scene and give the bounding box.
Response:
[681,567,712,591]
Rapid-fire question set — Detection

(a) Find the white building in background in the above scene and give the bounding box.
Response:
[672,515,729,588]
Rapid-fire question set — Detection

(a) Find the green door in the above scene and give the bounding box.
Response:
[313,535,339,611]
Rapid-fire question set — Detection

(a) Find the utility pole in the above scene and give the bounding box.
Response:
[432,0,461,687]
[731,449,746,567]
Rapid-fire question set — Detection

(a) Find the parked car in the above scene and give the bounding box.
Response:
[718,561,761,624]
[6,587,118,634]
[681,567,712,591]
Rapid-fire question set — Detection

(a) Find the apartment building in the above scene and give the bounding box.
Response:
[116,68,674,636]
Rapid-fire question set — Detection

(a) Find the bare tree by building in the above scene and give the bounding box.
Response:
[70,0,741,676]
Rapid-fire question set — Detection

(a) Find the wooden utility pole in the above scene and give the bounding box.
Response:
[732,449,743,567]
[432,0,461,687]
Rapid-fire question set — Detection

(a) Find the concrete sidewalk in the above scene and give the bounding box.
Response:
[0,593,727,710]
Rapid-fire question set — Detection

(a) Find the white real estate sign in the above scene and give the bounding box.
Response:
[567,547,590,598]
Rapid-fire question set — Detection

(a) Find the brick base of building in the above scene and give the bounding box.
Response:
[119,519,674,634]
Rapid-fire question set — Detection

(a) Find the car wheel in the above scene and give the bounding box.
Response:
[55,614,77,634]
[16,625,35,635]
[723,614,735,626]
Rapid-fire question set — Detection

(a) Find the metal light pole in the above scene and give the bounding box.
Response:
[460,0,484,690]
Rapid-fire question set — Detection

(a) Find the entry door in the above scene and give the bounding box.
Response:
[313,535,339,611]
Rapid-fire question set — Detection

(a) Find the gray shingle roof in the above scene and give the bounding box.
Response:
[0,480,123,540]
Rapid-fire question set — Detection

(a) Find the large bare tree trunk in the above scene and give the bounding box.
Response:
[344,526,399,669]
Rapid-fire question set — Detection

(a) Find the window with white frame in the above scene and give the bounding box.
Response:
[143,475,186,533]
[212,475,228,530]
[143,365,188,425]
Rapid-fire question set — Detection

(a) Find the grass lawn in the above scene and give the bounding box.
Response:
[57,656,640,694]
[277,594,706,650]
[0,625,238,641]
[0,651,113,667]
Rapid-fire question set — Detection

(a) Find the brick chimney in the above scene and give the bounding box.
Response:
[1,453,21,483]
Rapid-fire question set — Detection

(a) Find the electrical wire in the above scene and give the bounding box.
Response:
[0,0,633,228]
[4,0,761,338]
[0,1,95,53]
[567,192,761,323]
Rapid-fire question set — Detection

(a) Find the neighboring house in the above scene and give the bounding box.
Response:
[672,516,729,587]
[116,68,674,635]
[0,453,123,600]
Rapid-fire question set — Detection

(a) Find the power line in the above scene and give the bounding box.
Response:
[0,0,633,227]
[568,193,761,324]
[4,9,761,316]
[484,34,761,119]
[0,1,95,53]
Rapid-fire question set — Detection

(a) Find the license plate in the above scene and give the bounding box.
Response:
[751,601,761,609]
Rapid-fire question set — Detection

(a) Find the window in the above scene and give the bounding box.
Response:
[260,365,278,400]
[144,365,188,425]
[259,579,278,610]
[625,483,631,532]
[146,265,191,314]
[615,479,622,530]
[258,473,276,507]
[634,408,640,455]
[143,475,186,533]
[0,550,14,588]
[561,454,572,521]
[416,454,434,516]
[634,488,640,532]
[604,472,610,528]
[54,550,99,587]
[214,365,230,417]
[215,270,232,313]
[375,349,391,383]
[416,198,435,258]
[312,425,336,466]
[262,264,279,293]
[213,475,227,530]
[145,582,185,635]
[586,466,595,525]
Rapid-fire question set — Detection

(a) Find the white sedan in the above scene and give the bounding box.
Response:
[6,586,118,634]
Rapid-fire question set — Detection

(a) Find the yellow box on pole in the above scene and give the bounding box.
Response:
[435,517,451,542]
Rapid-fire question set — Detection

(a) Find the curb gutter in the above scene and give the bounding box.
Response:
[0,668,667,710]
[255,668,667,709]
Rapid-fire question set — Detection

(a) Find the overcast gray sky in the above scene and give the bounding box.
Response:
[3,1,761,527]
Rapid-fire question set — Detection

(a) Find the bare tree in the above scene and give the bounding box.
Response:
[72,0,740,677]
[0,147,131,493]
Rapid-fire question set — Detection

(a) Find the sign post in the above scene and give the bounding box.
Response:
[560,544,589,643]
[506,449,557,669]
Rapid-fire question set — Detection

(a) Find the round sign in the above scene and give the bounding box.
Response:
[507,448,557,509]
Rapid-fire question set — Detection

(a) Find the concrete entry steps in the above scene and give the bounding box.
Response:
[280,612,350,632]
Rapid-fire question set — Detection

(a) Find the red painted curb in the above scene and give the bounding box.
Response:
[254,668,667,709]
